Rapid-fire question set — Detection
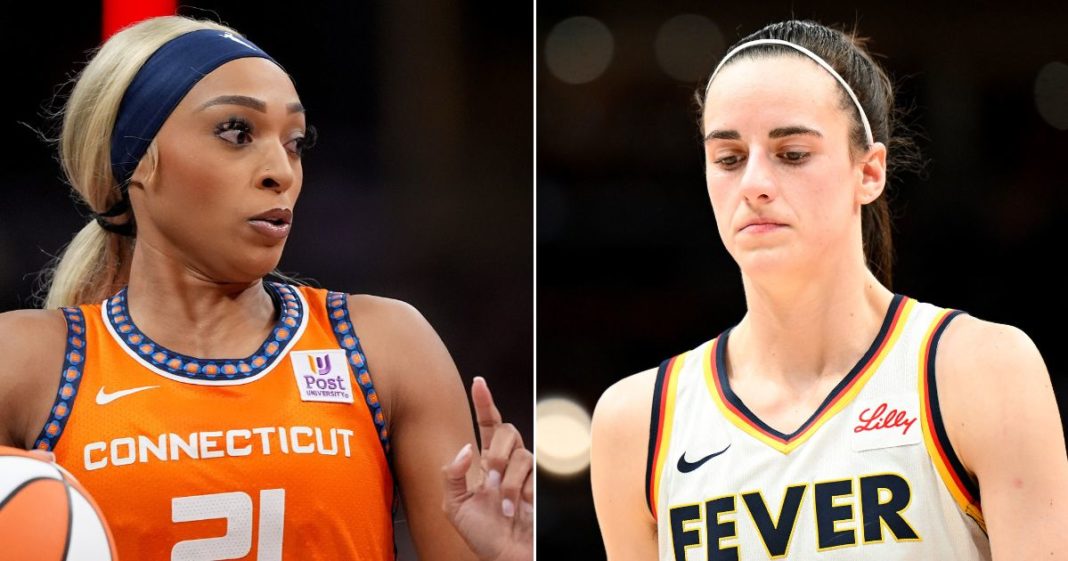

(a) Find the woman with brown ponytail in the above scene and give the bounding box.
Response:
[0,16,531,561]
[591,20,1067,560]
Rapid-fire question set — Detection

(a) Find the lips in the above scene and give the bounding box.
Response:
[738,218,786,234]
[250,208,292,226]
[248,208,293,240]
[739,216,781,229]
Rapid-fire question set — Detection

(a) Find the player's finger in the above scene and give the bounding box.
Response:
[472,376,502,453]
[441,443,474,513]
[521,462,533,504]
[482,422,522,476]
[517,498,534,533]
[499,448,533,518]
[28,450,55,462]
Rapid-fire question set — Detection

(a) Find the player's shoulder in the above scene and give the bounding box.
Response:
[344,293,427,332]
[590,367,662,512]
[936,312,1042,378]
[341,293,441,360]
[901,294,1040,375]
[0,308,70,447]
[337,292,455,407]
[292,282,430,342]
[925,304,1060,481]
[932,311,1048,421]
[592,367,660,452]
[597,368,658,418]
[595,338,714,423]
[0,308,69,365]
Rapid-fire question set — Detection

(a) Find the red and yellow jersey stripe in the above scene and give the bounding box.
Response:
[918,309,985,531]
[645,353,687,519]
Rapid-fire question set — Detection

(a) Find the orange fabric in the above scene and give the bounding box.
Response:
[50,285,393,561]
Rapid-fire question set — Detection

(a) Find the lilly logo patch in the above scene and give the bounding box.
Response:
[850,394,921,452]
[290,350,353,404]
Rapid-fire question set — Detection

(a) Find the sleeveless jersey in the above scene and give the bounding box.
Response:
[646,295,991,560]
[33,283,394,561]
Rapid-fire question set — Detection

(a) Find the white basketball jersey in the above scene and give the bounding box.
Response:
[647,295,990,560]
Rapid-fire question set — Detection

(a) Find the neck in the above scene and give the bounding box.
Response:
[728,254,894,389]
[122,240,277,358]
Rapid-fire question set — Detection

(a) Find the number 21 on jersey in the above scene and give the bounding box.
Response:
[172,489,285,561]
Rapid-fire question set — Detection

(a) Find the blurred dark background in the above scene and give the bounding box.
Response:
[3,2,531,554]
[537,0,1068,557]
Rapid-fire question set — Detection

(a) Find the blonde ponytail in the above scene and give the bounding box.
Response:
[41,16,236,308]
[41,223,133,309]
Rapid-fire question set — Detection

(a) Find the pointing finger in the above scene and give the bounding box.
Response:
[472,376,502,453]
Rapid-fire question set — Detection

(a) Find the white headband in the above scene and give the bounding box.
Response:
[704,38,874,146]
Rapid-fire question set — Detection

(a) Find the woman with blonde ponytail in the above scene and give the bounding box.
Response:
[1,16,531,561]
[44,18,217,308]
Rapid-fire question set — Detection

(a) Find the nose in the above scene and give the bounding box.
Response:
[256,141,297,191]
[737,149,777,204]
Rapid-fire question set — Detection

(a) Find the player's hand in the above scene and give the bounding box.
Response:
[28,450,55,462]
[442,377,533,561]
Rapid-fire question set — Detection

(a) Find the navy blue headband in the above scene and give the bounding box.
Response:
[109,28,279,186]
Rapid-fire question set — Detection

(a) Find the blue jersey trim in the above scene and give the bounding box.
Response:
[33,307,88,451]
[326,291,390,456]
[104,282,303,381]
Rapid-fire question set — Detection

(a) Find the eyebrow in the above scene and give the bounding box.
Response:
[198,95,305,114]
[704,125,824,143]
[704,129,741,141]
[769,126,822,139]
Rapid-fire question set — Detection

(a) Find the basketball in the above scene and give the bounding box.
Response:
[0,446,117,561]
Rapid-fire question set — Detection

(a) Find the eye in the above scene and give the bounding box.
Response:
[215,117,253,145]
[286,124,318,157]
[779,151,810,164]
[713,154,745,170]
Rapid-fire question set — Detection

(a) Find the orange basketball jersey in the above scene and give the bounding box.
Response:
[35,283,394,561]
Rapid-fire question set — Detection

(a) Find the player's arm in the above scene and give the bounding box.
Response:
[938,316,1068,559]
[0,310,67,449]
[348,295,480,561]
[591,368,660,561]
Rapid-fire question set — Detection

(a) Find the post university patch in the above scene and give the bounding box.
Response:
[290,349,355,404]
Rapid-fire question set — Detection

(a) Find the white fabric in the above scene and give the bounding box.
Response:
[655,299,990,560]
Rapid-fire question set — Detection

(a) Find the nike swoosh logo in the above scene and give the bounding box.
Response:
[677,444,731,473]
[96,385,159,405]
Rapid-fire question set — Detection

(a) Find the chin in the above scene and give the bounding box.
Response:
[250,261,285,281]
[733,247,803,280]
[227,250,285,283]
